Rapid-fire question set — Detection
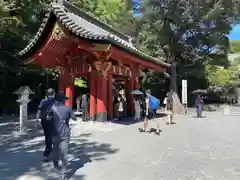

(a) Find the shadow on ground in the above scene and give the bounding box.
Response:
[192,116,207,118]
[112,113,167,126]
[0,119,118,180]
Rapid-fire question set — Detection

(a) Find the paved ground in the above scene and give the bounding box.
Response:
[1,109,240,180]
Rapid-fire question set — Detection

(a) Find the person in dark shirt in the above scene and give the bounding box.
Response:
[36,88,55,162]
[50,92,76,180]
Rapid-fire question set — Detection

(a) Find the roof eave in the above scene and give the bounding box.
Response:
[107,38,170,68]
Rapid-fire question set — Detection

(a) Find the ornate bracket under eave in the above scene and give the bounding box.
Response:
[91,44,112,61]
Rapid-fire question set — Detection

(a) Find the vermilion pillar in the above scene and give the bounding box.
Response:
[96,75,107,121]
[127,66,139,115]
[107,75,113,120]
[89,72,97,121]
[133,75,139,89]
[126,76,134,115]
[65,75,74,107]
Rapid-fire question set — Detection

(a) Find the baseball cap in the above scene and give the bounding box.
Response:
[56,92,69,102]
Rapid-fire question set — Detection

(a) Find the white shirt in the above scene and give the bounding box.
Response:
[145,97,150,115]
[163,97,167,105]
[145,97,150,105]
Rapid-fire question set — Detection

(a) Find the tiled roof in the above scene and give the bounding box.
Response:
[19,0,170,68]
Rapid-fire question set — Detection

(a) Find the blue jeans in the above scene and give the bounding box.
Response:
[196,105,202,117]
[52,136,69,178]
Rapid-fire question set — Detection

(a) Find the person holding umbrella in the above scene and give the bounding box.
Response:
[195,94,204,118]
[133,95,141,121]
[131,90,144,121]
[192,89,206,118]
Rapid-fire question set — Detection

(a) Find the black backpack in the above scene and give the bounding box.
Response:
[42,102,56,121]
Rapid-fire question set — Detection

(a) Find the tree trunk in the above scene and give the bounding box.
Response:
[170,61,184,114]
[171,61,177,92]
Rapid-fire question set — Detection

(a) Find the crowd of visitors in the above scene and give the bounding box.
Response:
[34,86,177,179]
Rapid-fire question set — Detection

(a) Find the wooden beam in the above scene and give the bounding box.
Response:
[75,39,166,71]
[111,47,166,71]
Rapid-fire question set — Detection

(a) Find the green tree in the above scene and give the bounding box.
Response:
[72,0,139,37]
[0,0,51,113]
[135,0,239,110]
[0,0,51,72]
[72,0,123,23]
[230,40,240,53]
[138,0,237,90]
[205,61,233,86]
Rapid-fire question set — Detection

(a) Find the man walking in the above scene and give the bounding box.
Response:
[139,89,160,135]
[50,92,76,180]
[36,88,55,162]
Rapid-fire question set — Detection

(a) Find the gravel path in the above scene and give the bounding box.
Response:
[0,109,240,180]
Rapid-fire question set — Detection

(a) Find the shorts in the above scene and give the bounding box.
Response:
[165,110,172,115]
[145,111,155,120]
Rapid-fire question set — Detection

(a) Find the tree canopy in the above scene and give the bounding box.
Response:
[72,0,123,23]
[0,0,51,71]
[138,0,237,63]
[135,0,239,95]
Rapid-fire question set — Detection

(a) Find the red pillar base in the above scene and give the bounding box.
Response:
[65,75,74,107]
[89,73,97,121]
[96,75,107,122]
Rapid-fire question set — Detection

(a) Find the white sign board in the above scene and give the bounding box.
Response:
[182,80,187,104]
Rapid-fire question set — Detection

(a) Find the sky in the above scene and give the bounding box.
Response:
[228,25,240,41]
[132,0,143,17]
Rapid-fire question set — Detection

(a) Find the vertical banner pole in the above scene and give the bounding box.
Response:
[182,80,187,113]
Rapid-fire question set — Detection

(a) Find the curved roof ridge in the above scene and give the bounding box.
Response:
[61,0,132,43]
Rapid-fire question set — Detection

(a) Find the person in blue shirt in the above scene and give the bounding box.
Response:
[50,92,76,180]
[36,88,55,162]
[139,89,160,135]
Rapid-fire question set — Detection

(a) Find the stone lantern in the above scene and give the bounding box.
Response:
[13,86,34,134]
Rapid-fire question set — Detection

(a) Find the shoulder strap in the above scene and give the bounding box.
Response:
[52,105,70,127]
[52,104,62,120]
[42,101,56,117]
